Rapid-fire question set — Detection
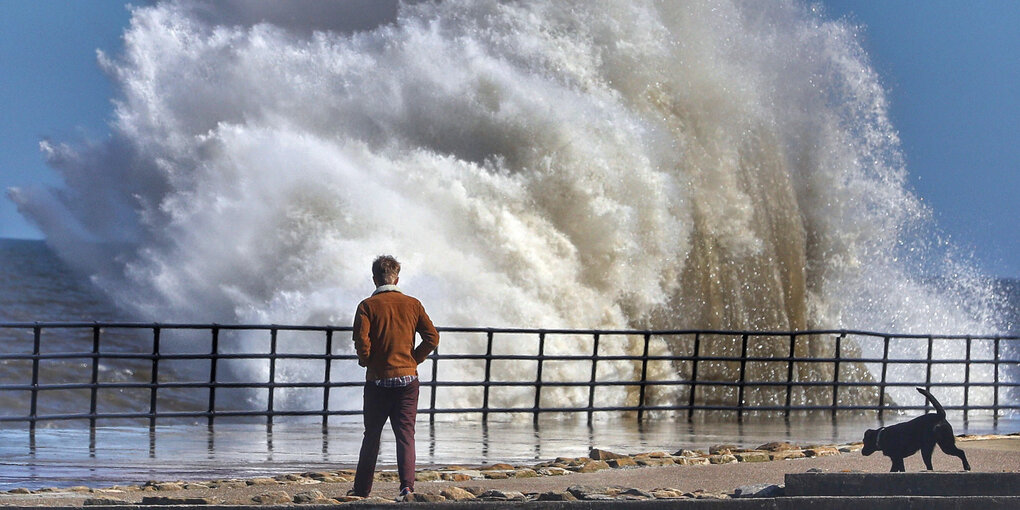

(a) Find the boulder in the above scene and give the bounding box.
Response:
[440,487,476,501]
[771,450,806,460]
[252,491,293,504]
[574,460,611,472]
[415,470,442,482]
[608,457,638,468]
[734,452,771,463]
[537,491,577,501]
[708,454,738,464]
[651,488,686,499]
[292,490,326,503]
[406,493,446,503]
[757,441,797,451]
[589,448,629,460]
[536,467,570,476]
[804,446,839,457]
[709,444,740,455]
[477,489,525,501]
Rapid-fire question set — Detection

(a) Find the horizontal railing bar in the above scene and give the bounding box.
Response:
[3,403,1017,424]
[2,322,1017,340]
[6,379,1017,391]
[4,351,1014,366]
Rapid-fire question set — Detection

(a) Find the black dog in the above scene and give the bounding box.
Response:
[861,387,971,472]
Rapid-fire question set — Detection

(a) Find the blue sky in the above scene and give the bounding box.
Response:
[1,1,1018,278]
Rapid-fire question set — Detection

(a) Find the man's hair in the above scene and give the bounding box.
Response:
[372,255,401,284]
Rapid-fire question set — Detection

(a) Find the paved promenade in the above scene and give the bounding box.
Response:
[0,434,1017,507]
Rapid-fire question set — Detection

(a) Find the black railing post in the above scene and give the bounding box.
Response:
[429,343,439,425]
[533,332,546,425]
[267,328,278,427]
[208,326,219,427]
[636,333,651,423]
[322,329,333,429]
[879,336,890,420]
[737,334,748,420]
[963,336,972,421]
[785,333,796,417]
[925,336,934,412]
[688,333,700,421]
[30,324,41,431]
[832,333,843,417]
[994,337,1001,418]
[586,333,600,425]
[482,330,494,422]
[149,326,161,428]
[90,325,101,429]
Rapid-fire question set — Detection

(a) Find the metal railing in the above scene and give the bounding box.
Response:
[0,322,1017,428]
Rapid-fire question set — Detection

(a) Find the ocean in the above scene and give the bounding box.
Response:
[3,0,1019,488]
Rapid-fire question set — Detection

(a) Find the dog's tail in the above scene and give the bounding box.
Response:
[916,387,946,418]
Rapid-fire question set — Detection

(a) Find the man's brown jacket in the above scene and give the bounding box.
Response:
[353,287,439,381]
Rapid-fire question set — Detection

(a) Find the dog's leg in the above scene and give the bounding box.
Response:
[890,458,906,472]
[921,444,935,470]
[935,432,971,471]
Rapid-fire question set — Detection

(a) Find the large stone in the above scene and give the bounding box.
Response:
[292,490,326,503]
[673,449,705,457]
[589,448,628,460]
[406,493,446,503]
[441,472,474,482]
[252,491,293,504]
[537,491,578,501]
[440,487,476,501]
[246,478,279,486]
[513,468,540,478]
[708,454,738,464]
[480,463,515,470]
[567,485,609,500]
[636,457,675,467]
[771,450,806,460]
[477,489,525,501]
[651,489,686,499]
[757,441,797,452]
[536,467,570,476]
[415,470,442,482]
[482,471,510,479]
[804,446,839,457]
[619,488,654,499]
[735,451,771,463]
[608,457,638,468]
[574,460,611,472]
[686,490,730,499]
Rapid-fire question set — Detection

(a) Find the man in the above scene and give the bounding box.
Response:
[350,255,439,498]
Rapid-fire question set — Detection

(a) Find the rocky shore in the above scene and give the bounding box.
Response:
[2,434,1016,506]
